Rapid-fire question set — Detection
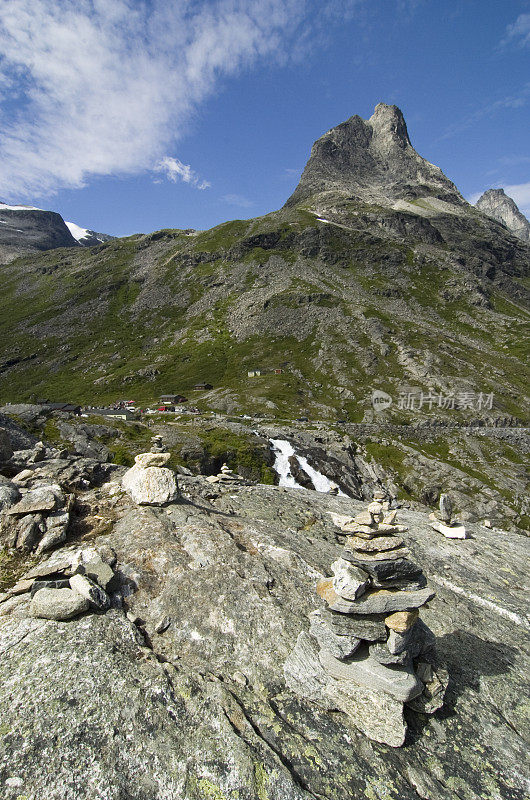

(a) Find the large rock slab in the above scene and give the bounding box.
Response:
[324,678,407,747]
[0,481,528,799]
[6,487,57,515]
[318,578,435,614]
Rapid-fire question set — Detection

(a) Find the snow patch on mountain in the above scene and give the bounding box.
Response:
[0,202,42,211]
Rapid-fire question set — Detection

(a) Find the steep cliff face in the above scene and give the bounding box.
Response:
[475,188,530,242]
[0,203,79,263]
[285,103,465,208]
[0,203,114,263]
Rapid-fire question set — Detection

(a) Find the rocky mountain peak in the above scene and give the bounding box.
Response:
[475,188,530,242]
[285,102,465,209]
[369,102,411,150]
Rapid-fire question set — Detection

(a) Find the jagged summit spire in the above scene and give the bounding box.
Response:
[285,103,464,209]
[475,189,530,242]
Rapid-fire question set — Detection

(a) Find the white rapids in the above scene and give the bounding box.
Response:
[270,438,347,495]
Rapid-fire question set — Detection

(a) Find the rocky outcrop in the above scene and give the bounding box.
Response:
[0,203,79,263]
[476,188,530,242]
[285,103,465,208]
[0,464,528,799]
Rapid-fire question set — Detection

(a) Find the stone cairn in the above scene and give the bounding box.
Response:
[0,545,120,622]
[205,462,249,486]
[285,490,448,747]
[121,435,179,505]
[429,493,467,539]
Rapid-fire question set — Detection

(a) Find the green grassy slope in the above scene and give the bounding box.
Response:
[0,199,528,423]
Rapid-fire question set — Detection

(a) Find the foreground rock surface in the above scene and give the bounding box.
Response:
[0,478,528,799]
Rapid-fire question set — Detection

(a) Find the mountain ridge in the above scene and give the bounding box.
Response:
[0,103,528,427]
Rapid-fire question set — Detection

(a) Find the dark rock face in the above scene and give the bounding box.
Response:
[475,188,530,242]
[285,103,465,208]
[0,205,78,262]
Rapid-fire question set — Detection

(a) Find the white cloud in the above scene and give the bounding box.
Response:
[499,13,530,49]
[155,157,210,190]
[221,193,255,207]
[438,83,530,140]
[0,0,318,199]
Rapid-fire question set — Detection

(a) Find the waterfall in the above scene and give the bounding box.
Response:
[270,438,347,495]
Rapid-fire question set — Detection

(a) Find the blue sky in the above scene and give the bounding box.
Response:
[0,0,529,236]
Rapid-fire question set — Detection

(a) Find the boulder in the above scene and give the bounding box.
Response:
[331,557,369,600]
[122,464,178,505]
[0,481,20,511]
[135,452,171,468]
[308,610,361,659]
[6,487,57,515]
[0,427,13,462]
[430,520,467,539]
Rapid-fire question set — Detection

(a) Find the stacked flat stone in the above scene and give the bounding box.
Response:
[285,492,448,747]
[429,493,467,539]
[150,435,164,453]
[205,463,248,485]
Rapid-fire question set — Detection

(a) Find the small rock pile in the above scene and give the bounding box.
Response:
[285,492,448,747]
[0,545,120,621]
[122,436,179,505]
[205,463,249,486]
[0,478,74,555]
[430,493,467,539]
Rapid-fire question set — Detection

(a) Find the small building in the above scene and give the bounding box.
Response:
[90,408,136,421]
[37,401,81,415]
[159,394,187,404]
[193,383,213,391]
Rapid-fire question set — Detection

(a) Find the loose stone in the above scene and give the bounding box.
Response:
[29,587,89,620]
[385,609,419,632]
[69,574,110,611]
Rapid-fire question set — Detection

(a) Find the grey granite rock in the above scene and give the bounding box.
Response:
[6,487,57,515]
[324,677,407,747]
[308,609,361,659]
[29,587,89,620]
[330,556,369,600]
[318,607,387,641]
[0,480,528,799]
[326,586,435,615]
[15,513,44,552]
[0,482,19,511]
[319,647,424,702]
[69,574,110,612]
[79,557,116,592]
